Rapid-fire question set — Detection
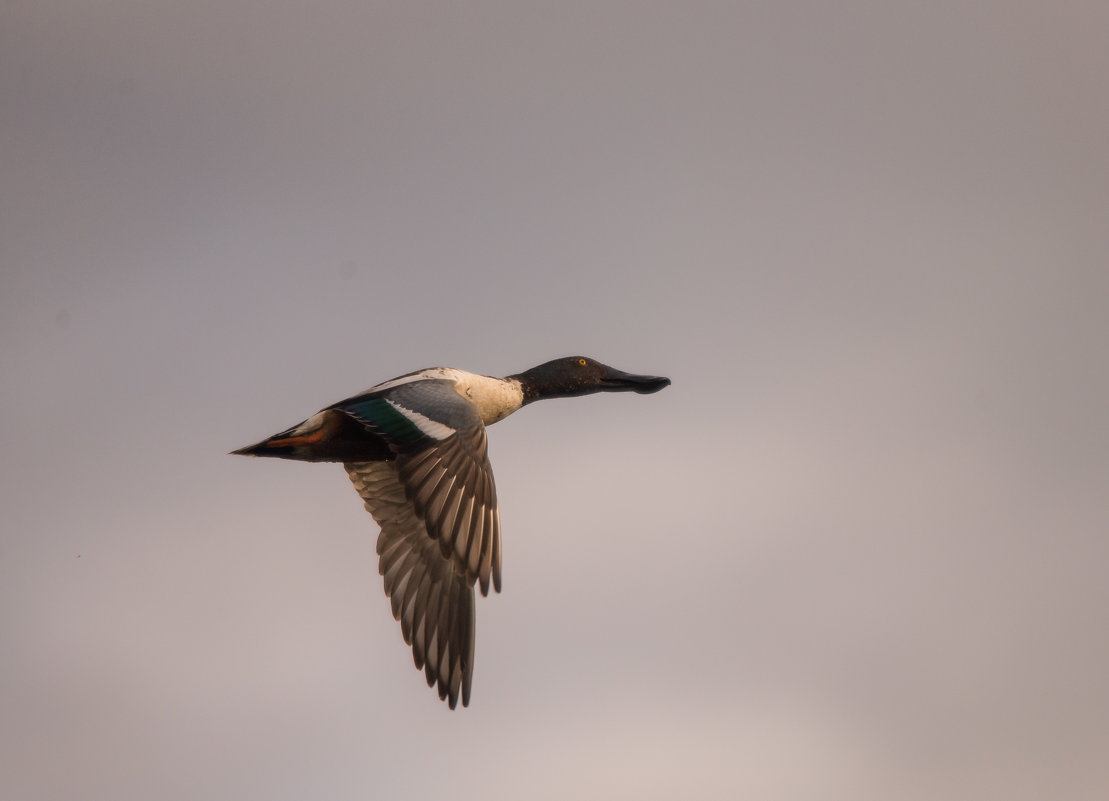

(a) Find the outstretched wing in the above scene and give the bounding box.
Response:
[337,378,503,707]
[337,379,502,594]
[345,461,475,708]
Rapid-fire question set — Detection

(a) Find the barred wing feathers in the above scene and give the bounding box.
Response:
[338,379,502,595]
[345,460,476,708]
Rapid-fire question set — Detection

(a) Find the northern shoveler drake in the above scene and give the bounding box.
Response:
[232,356,670,708]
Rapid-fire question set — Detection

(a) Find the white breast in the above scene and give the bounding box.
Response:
[440,369,525,425]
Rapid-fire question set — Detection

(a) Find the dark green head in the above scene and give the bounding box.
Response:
[512,356,671,403]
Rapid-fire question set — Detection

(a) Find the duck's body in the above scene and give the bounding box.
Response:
[236,367,526,463]
[233,356,670,708]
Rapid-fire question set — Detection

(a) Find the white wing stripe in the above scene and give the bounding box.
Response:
[385,399,455,440]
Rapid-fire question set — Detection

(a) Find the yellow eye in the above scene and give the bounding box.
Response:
[578,358,587,366]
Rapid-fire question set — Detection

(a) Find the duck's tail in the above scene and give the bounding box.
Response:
[230,410,392,463]
[229,438,296,458]
[230,411,335,460]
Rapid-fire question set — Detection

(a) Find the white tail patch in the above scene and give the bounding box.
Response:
[293,411,329,435]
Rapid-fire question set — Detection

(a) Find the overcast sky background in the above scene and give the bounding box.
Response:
[3,2,1107,799]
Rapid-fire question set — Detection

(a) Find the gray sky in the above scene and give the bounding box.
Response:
[3,2,1107,799]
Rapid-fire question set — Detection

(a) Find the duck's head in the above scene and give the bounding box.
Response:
[513,356,671,403]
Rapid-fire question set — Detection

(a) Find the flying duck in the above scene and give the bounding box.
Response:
[232,356,670,708]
